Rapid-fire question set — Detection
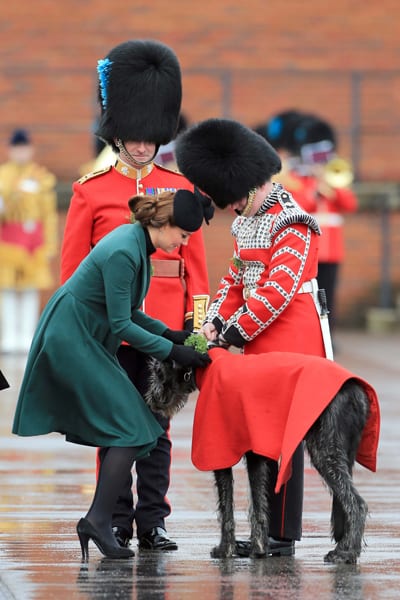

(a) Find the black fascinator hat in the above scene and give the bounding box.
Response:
[173,189,214,232]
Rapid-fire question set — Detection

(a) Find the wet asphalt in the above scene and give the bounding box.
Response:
[0,329,399,599]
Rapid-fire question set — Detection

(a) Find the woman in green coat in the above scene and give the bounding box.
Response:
[12,189,213,561]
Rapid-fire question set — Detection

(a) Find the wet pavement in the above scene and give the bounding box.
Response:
[0,329,399,599]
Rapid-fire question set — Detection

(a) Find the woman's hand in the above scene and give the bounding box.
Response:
[168,344,211,368]
[162,328,191,344]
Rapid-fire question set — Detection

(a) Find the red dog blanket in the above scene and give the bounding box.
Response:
[193,348,380,493]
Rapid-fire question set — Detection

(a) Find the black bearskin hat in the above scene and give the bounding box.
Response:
[145,358,197,418]
[293,114,337,150]
[172,189,214,231]
[293,114,337,165]
[175,118,281,209]
[254,109,305,154]
[96,40,182,149]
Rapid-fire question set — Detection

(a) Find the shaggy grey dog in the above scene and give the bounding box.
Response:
[144,358,196,418]
[146,359,371,564]
[212,379,370,564]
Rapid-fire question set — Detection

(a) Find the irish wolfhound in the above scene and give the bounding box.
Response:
[146,348,379,564]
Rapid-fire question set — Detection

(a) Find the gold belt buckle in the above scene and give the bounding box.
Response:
[243,287,251,300]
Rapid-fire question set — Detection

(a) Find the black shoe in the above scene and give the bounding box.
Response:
[235,537,295,557]
[138,527,178,551]
[76,518,135,561]
[112,526,132,548]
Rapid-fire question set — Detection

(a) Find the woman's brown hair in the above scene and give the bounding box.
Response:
[128,192,175,228]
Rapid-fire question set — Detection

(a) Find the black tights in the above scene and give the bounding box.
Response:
[86,447,137,540]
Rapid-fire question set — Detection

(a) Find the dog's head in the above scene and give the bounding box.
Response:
[144,358,198,418]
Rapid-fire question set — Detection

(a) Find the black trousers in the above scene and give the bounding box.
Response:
[317,262,339,331]
[267,443,304,541]
[99,345,172,539]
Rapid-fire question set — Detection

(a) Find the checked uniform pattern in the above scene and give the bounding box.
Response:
[206,183,320,343]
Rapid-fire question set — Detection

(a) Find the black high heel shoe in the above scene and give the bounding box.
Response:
[77,517,135,561]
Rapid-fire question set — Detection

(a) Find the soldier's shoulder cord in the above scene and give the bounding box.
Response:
[272,188,321,236]
[78,165,112,184]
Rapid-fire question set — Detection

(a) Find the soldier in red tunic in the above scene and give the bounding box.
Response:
[61,40,210,552]
[256,111,358,338]
[175,118,328,557]
[293,115,358,334]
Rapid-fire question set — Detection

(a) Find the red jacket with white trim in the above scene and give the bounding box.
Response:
[205,184,325,356]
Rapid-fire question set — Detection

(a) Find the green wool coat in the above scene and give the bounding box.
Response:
[12,223,173,456]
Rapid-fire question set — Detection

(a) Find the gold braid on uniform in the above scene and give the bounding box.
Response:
[241,188,257,217]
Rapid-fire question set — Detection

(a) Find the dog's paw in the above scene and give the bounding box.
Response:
[250,549,267,559]
[211,545,235,559]
[324,549,358,564]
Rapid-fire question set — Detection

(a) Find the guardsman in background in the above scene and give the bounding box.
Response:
[293,114,358,334]
[61,40,209,552]
[0,129,58,354]
[253,110,316,212]
[256,111,358,335]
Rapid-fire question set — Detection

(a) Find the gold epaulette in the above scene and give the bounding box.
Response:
[78,165,112,184]
[154,162,183,175]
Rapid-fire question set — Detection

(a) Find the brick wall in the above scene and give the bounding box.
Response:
[0,1,399,181]
[2,1,400,324]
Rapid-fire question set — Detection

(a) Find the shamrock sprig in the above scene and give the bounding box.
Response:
[184,333,208,354]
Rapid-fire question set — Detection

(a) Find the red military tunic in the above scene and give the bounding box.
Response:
[206,183,325,356]
[192,348,380,492]
[296,176,358,263]
[272,166,316,214]
[61,160,209,328]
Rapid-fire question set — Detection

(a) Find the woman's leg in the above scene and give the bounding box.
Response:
[86,446,138,542]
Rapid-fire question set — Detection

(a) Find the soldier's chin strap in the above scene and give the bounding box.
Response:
[234,188,258,217]
[115,139,159,168]
[241,188,257,217]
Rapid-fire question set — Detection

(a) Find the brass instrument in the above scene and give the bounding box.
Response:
[323,157,354,189]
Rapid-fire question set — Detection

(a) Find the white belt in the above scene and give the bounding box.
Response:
[297,278,318,295]
[312,213,344,227]
[298,278,334,360]
[243,279,317,300]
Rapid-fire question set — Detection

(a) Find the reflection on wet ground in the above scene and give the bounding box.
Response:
[0,330,399,599]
